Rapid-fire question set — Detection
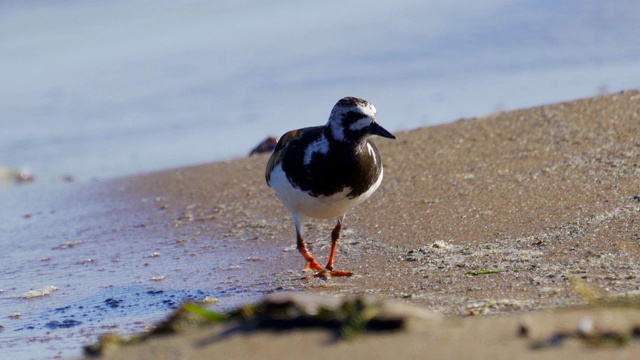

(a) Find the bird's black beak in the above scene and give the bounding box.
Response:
[370,122,396,139]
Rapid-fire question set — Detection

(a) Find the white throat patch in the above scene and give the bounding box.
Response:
[366,142,377,165]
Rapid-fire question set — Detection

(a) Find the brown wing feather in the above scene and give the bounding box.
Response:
[265,129,299,185]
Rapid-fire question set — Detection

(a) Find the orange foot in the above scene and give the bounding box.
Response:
[303,259,325,273]
[299,246,352,278]
[306,268,353,279]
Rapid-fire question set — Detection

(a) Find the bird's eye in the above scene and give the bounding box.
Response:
[345,111,367,122]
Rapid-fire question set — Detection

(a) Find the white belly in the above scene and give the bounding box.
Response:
[268,163,383,219]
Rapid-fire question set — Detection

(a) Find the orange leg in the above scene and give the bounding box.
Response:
[318,218,351,277]
[293,214,351,278]
[296,232,324,272]
[325,219,342,270]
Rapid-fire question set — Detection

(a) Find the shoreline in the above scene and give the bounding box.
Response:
[102,91,640,359]
[120,89,640,313]
[97,89,640,358]
[3,90,639,359]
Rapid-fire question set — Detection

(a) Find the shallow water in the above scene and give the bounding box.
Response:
[0,180,285,359]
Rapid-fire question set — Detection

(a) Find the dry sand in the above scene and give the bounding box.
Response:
[97,90,640,358]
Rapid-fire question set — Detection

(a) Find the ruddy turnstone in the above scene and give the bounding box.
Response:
[265,97,395,277]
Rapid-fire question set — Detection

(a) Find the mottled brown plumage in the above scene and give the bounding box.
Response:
[265,97,395,278]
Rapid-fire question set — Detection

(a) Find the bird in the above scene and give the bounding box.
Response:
[265,97,395,278]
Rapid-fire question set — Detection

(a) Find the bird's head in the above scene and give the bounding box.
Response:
[326,97,396,142]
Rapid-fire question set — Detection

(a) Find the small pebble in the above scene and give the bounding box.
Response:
[577,317,594,337]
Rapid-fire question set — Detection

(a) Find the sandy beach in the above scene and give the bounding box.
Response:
[86,90,640,358]
[3,91,638,359]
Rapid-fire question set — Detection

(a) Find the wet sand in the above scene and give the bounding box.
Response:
[97,90,640,358]
[3,90,639,359]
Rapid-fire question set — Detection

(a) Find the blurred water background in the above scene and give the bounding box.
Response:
[2,0,639,184]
